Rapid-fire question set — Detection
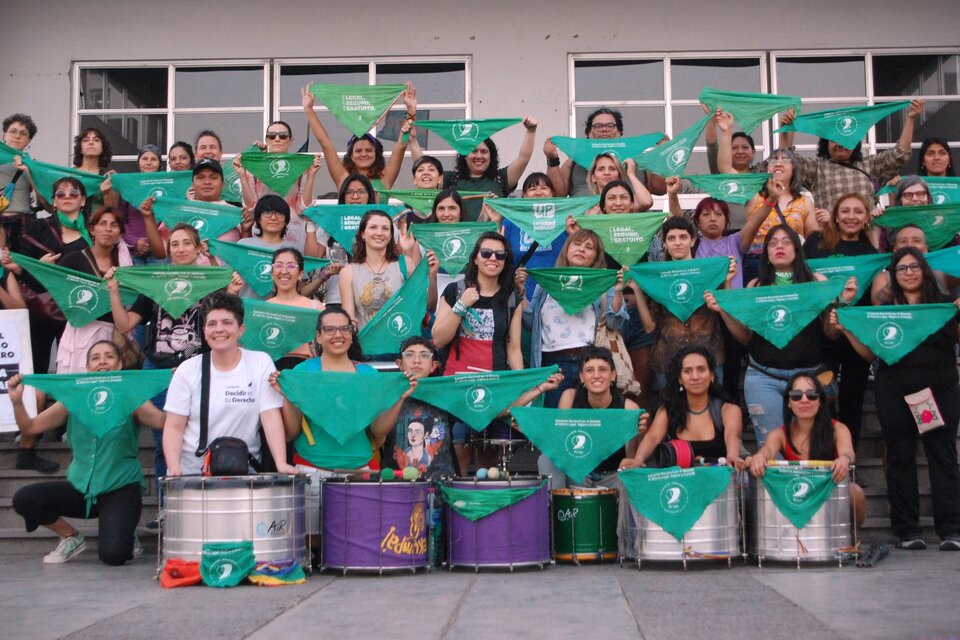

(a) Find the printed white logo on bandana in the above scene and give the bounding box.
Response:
[270,158,290,178]
[442,236,465,259]
[659,482,688,513]
[150,187,167,199]
[876,321,903,349]
[935,194,947,205]
[387,312,411,338]
[466,384,492,412]
[86,386,114,415]
[785,477,814,506]
[667,149,686,171]
[722,181,742,197]
[670,279,693,303]
[453,123,479,143]
[260,323,285,347]
[559,274,583,291]
[767,305,791,330]
[256,260,273,282]
[836,116,858,137]
[69,286,98,310]
[563,430,592,458]
[532,203,556,219]
[165,279,193,299]
[228,176,243,197]
[188,217,207,233]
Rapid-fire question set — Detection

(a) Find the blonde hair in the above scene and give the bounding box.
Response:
[555,229,606,269]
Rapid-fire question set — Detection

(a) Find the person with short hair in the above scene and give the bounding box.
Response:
[1,113,39,251]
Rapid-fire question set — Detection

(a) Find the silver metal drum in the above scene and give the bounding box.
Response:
[751,475,852,566]
[160,474,309,567]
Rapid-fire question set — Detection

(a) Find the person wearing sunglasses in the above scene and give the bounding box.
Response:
[264,247,324,370]
[748,372,866,529]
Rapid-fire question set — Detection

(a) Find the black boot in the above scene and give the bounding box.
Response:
[16,447,60,473]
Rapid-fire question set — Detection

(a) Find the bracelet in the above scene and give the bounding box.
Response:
[405,113,416,122]
[536,384,544,394]
[834,295,852,308]
[763,198,776,208]
[304,222,317,233]
[547,157,561,168]
[452,300,469,317]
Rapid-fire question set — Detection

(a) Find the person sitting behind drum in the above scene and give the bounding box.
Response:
[619,345,745,471]
[536,346,646,490]
[747,372,866,527]
[9,341,165,565]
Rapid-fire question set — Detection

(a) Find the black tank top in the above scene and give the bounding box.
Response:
[572,386,628,476]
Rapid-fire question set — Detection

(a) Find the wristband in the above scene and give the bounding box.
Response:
[405,113,416,121]
[452,300,469,317]
[763,198,776,208]
[304,222,317,233]
[547,157,561,168]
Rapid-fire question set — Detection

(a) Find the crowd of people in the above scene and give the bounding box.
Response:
[1,80,959,567]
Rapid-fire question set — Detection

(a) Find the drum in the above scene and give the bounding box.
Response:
[751,473,852,566]
[161,474,309,567]
[445,476,550,570]
[620,475,740,567]
[552,487,619,563]
[321,478,429,574]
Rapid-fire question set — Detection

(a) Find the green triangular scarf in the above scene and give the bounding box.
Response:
[577,212,666,266]
[357,259,430,353]
[526,267,619,315]
[549,133,665,168]
[924,245,960,277]
[201,540,256,588]
[114,265,233,317]
[685,173,772,205]
[875,203,960,250]
[12,252,136,327]
[23,158,105,202]
[635,113,711,177]
[699,88,802,133]
[619,466,734,541]
[484,196,597,246]
[110,171,193,207]
[837,303,957,365]
[0,140,27,164]
[511,407,643,484]
[441,480,547,521]
[410,366,559,432]
[877,176,960,204]
[808,253,890,305]
[238,152,314,195]
[221,162,244,202]
[207,239,329,298]
[378,188,490,217]
[774,101,911,148]
[301,204,408,254]
[711,279,844,348]
[239,299,321,361]
[23,369,172,438]
[151,197,242,241]
[761,466,837,529]
[277,370,410,444]
[414,118,523,156]
[411,222,497,273]
[309,83,406,138]
[57,212,91,246]
[629,257,730,321]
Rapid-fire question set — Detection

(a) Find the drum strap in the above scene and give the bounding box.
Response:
[195,351,212,457]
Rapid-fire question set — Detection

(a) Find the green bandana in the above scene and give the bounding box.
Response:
[239,152,314,195]
[110,171,192,207]
[924,245,960,277]
[549,133,665,168]
[151,197,242,241]
[309,83,406,138]
[711,279,844,348]
[377,189,491,217]
[511,407,643,483]
[837,303,957,365]
[114,265,233,317]
[526,267,619,315]
[278,370,410,444]
[484,196,597,246]
[239,299,320,361]
[619,466,733,541]
[635,113,711,177]
[628,257,730,321]
[414,118,523,156]
[877,176,960,204]
[301,204,408,254]
[57,212,92,246]
[411,222,497,273]
[357,259,430,354]
[22,158,105,202]
[221,163,245,202]
[774,101,911,148]
[410,366,559,432]
[207,239,329,298]
[761,466,837,529]
[441,480,547,521]
[23,369,171,438]
[576,212,666,266]
[699,88,802,134]
[201,541,256,588]
[875,203,960,250]
[0,140,26,164]
[685,173,772,205]
[12,252,135,327]
[808,253,890,304]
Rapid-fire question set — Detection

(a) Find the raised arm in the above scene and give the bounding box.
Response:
[379,83,417,189]
[104,267,144,334]
[505,117,538,190]
[543,138,571,197]
[666,176,684,217]
[777,108,796,150]
[704,289,752,345]
[715,109,737,174]
[138,197,168,259]
[302,83,348,187]
[625,159,654,211]
[7,374,68,436]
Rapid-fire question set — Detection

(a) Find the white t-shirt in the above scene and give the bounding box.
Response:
[164,348,283,475]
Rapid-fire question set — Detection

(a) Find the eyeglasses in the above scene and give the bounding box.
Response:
[344,189,367,198]
[265,132,291,140]
[590,122,618,132]
[788,390,820,401]
[479,248,507,261]
[895,263,922,274]
[320,325,353,336]
[401,350,434,361]
[54,189,81,199]
[901,190,928,202]
[272,262,300,272]
[261,211,284,219]
[94,220,120,229]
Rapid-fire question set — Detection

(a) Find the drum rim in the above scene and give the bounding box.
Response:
[551,487,617,496]
[160,474,306,489]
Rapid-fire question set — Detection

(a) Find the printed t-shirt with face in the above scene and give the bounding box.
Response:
[130,296,205,367]
[380,397,457,481]
[501,218,566,299]
[163,348,284,475]
[441,281,516,372]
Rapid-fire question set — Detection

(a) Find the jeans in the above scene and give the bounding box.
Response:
[142,356,169,487]
[538,454,620,490]
[744,359,813,447]
[540,351,580,409]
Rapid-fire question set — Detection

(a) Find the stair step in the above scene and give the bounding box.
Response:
[0,526,159,555]
[0,468,159,497]
[0,442,158,470]
[0,496,158,528]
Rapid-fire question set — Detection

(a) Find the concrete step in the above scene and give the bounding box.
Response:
[0,525,159,555]
[0,496,159,528]
[0,442,157,470]
[0,468,159,497]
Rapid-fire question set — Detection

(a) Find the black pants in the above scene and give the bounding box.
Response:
[824,336,871,449]
[30,320,65,375]
[13,480,142,566]
[874,375,960,539]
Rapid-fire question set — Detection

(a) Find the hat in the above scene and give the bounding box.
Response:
[193,158,224,178]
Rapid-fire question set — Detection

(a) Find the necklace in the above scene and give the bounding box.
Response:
[688,403,709,415]
[365,258,388,275]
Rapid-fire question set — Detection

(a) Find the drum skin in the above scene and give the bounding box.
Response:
[552,487,619,562]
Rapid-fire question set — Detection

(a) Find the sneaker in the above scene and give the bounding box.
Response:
[43,534,87,564]
[897,537,927,550]
[939,534,960,551]
[132,535,144,558]
[144,511,163,531]
[16,448,60,474]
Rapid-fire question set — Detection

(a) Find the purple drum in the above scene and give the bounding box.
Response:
[321,478,429,574]
[445,476,550,570]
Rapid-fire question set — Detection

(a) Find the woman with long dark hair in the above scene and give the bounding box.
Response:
[917,137,955,177]
[265,247,324,370]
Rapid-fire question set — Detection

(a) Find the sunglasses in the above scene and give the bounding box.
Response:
[788,389,820,401]
[265,132,291,140]
[55,189,82,199]
[479,248,507,261]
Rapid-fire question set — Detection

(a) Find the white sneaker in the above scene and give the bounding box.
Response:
[132,535,144,559]
[43,534,87,564]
